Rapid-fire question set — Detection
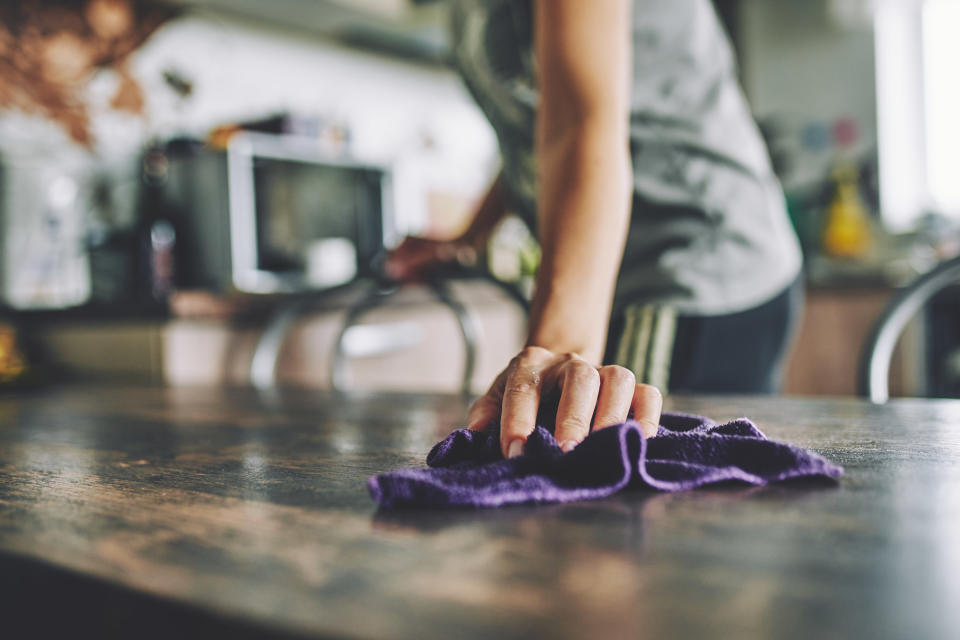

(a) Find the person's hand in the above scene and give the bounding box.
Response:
[465,346,662,458]
[385,236,478,282]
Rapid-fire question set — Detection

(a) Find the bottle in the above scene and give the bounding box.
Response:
[135,146,179,306]
[822,162,873,259]
[0,321,27,385]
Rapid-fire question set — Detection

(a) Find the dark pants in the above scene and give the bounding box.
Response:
[605,277,804,394]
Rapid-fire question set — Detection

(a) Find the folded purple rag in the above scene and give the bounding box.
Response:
[368,412,843,509]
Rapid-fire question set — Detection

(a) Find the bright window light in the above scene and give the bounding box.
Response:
[923,0,960,218]
[874,1,927,232]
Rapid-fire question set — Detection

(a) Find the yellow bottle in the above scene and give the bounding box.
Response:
[0,323,27,383]
[822,163,873,259]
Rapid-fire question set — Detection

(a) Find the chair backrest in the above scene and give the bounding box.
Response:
[249,276,529,395]
[331,281,480,396]
[858,255,960,403]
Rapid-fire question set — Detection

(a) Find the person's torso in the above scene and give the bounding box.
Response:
[451,0,802,315]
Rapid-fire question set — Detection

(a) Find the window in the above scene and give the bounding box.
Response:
[923,0,960,217]
[875,0,960,231]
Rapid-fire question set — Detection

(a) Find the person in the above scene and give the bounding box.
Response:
[386,0,803,460]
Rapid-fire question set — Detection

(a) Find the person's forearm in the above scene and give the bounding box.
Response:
[458,172,508,248]
[526,118,632,364]
[526,0,632,366]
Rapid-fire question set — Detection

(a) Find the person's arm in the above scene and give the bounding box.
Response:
[466,0,662,458]
[528,0,633,363]
[459,171,508,250]
[385,172,507,281]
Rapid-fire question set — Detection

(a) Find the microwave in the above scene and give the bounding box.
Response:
[164,133,394,294]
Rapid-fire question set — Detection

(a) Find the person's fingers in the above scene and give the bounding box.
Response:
[384,240,418,279]
[592,365,636,431]
[465,370,508,431]
[499,347,552,458]
[464,395,500,432]
[630,383,663,438]
[552,357,601,453]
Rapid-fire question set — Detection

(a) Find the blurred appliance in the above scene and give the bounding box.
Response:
[164,133,393,293]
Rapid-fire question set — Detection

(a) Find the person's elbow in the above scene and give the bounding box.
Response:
[537,98,628,153]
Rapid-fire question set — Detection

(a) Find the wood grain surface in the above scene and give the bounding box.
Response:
[1,386,959,639]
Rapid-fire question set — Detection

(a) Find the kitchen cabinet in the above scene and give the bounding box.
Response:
[784,285,921,396]
[27,281,919,398]
[28,279,526,394]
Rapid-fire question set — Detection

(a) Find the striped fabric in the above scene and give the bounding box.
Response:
[611,305,678,391]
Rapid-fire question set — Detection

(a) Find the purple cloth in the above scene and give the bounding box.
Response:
[368,412,843,509]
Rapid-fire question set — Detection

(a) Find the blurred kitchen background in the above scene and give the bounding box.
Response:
[1,0,958,398]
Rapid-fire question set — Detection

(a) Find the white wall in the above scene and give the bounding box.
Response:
[738,0,877,189]
[127,10,498,234]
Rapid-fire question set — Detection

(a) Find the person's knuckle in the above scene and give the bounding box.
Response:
[566,360,600,387]
[505,379,537,398]
[601,365,636,387]
[507,361,541,386]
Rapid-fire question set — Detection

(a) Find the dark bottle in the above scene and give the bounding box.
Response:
[135,146,179,308]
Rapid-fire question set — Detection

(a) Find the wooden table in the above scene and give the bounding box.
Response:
[1,386,959,639]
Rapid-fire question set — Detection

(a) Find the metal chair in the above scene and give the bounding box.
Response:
[329,279,481,396]
[250,274,529,396]
[858,255,960,403]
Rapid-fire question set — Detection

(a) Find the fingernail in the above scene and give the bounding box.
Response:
[506,439,524,459]
[560,440,577,453]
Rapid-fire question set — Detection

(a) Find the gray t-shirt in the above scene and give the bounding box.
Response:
[451,0,802,315]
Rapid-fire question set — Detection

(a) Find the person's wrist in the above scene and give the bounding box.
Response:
[523,339,602,366]
[438,237,479,268]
